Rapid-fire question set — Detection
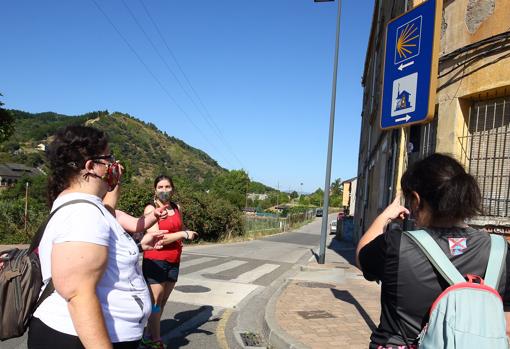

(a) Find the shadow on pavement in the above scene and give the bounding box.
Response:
[327,237,357,267]
[161,305,217,349]
[330,289,377,331]
[310,248,319,262]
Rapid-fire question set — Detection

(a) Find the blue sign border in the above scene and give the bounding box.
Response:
[380,0,442,130]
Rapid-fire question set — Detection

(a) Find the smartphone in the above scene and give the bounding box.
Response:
[402,197,416,231]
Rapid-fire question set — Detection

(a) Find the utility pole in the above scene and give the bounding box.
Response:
[24,182,29,232]
[316,0,342,264]
[245,171,249,210]
[276,181,280,207]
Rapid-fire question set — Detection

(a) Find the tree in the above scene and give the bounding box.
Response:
[210,169,250,209]
[330,178,342,196]
[309,188,324,206]
[298,195,310,206]
[290,191,299,200]
[0,94,15,143]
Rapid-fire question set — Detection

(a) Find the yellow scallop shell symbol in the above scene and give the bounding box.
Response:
[397,23,419,59]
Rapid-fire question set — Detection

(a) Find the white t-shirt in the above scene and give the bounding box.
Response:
[33,193,151,342]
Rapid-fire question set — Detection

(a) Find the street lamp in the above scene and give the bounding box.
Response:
[315,0,342,264]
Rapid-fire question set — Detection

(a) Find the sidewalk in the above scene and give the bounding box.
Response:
[264,237,381,349]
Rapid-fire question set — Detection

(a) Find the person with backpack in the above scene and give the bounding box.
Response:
[26,125,165,349]
[356,153,510,349]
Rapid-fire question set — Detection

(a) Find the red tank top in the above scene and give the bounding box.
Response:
[143,204,183,263]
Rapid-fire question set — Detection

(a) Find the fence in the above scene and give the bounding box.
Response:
[243,209,316,234]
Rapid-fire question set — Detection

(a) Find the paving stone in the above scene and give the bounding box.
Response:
[275,251,381,349]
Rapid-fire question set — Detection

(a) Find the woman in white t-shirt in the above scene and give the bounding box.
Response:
[28,125,163,349]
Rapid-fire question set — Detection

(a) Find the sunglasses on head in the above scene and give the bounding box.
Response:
[90,154,116,163]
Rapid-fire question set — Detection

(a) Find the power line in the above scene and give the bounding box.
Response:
[89,0,233,168]
[136,0,246,169]
[120,0,220,142]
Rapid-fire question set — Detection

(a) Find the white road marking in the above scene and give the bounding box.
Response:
[230,263,280,283]
[186,260,247,278]
[180,257,216,268]
[171,277,260,308]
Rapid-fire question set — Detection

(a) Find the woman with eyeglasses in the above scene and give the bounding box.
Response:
[28,125,165,349]
[139,175,198,349]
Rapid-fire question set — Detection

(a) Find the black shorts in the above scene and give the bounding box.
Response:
[28,317,140,349]
[142,259,180,284]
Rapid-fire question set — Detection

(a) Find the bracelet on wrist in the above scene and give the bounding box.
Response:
[184,230,189,239]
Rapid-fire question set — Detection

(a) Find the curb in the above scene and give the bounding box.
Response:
[263,278,309,349]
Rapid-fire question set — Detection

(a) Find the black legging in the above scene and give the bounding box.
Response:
[28,317,140,349]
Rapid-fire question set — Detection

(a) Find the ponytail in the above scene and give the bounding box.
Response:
[401,153,481,221]
[436,172,482,219]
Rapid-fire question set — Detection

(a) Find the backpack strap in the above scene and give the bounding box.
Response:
[484,234,507,289]
[28,199,104,253]
[30,199,104,310]
[403,230,465,285]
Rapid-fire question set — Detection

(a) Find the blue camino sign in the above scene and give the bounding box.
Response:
[380,0,442,130]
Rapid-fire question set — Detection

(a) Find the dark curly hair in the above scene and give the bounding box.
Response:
[401,153,481,222]
[46,125,109,204]
[153,175,174,190]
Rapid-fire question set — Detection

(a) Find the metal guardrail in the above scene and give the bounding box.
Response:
[243,209,316,233]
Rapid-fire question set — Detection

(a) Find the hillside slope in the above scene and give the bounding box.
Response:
[1,110,225,184]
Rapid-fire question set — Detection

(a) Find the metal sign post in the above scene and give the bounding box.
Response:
[380,0,442,130]
[318,0,342,264]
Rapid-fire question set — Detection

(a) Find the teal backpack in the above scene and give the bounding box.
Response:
[404,230,509,349]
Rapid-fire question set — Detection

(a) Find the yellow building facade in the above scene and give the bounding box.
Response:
[354,0,510,242]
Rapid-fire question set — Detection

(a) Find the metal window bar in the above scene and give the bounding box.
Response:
[419,116,437,158]
[458,97,510,217]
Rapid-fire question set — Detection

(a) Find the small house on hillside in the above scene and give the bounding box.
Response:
[242,207,257,215]
[0,163,39,187]
[247,193,268,201]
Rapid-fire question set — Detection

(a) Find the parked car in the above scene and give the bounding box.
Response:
[316,208,323,217]
[330,220,337,234]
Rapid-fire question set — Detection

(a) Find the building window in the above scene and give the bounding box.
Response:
[459,97,510,217]
[419,112,438,158]
[407,112,437,166]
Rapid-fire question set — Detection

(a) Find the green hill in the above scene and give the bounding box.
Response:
[1,110,226,185]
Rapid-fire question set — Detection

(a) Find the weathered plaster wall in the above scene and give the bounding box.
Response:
[436,0,510,157]
[441,0,509,55]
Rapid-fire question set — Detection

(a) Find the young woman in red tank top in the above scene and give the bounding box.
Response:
[140,175,198,349]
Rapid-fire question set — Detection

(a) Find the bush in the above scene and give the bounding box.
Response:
[0,178,245,244]
[117,182,153,216]
[0,198,47,244]
[176,191,244,241]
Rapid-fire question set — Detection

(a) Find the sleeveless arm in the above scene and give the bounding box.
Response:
[115,209,159,233]
[144,205,160,234]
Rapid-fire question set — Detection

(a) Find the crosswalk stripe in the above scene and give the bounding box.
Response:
[230,263,280,283]
[187,260,247,277]
[180,257,216,268]
[172,277,260,308]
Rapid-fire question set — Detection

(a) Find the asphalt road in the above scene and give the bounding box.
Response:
[2,214,336,349]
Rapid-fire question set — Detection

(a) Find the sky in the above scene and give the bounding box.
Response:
[0,0,374,193]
